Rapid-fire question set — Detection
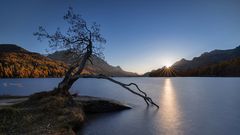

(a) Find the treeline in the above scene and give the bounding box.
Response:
[176,57,240,77]
[149,57,240,77]
[0,52,67,78]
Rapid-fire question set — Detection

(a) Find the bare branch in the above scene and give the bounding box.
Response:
[81,74,159,108]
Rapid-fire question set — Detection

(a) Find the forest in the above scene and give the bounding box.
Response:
[0,52,67,78]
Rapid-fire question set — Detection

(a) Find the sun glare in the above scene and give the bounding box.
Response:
[165,65,170,68]
[161,59,173,68]
[165,63,172,68]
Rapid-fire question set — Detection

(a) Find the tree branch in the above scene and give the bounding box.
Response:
[81,74,159,108]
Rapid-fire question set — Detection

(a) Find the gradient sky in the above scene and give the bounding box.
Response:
[1,0,240,74]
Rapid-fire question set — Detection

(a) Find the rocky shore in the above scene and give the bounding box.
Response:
[0,95,131,135]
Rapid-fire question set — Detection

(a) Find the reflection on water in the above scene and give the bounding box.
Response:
[159,78,183,135]
[2,82,23,87]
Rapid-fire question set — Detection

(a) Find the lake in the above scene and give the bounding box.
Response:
[0,77,240,135]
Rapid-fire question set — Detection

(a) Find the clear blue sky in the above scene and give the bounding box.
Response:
[1,0,240,74]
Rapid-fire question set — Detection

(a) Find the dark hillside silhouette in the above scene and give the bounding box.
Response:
[148,46,240,77]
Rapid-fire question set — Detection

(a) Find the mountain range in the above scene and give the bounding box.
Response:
[48,50,138,77]
[148,46,240,77]
[0,44,138,78]
[1,44,240,78]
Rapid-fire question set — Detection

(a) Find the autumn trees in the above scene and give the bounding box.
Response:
[0,51,66,78]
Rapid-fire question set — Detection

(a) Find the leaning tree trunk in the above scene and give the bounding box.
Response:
[53,40,93,96]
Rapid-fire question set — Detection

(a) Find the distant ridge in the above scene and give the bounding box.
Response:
[0,44,28,53]
[172,45,240,71]
[48,50,138,77]
[0,44,138,78]
[148,45,240,77]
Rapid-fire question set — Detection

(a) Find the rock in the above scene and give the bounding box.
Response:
[74,96,131,113]
[0,95,131,113]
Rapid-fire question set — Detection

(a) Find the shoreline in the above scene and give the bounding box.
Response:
[0,95,131,134]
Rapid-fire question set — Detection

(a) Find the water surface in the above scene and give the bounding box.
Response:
[0,77,240,135]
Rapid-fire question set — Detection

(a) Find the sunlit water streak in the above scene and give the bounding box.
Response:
[157,78,183,135]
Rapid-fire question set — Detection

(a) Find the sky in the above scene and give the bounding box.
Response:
[1,0,240,74]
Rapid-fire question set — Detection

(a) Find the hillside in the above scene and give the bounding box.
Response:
[0,44,67,78]
[0,44,137,78]
[48,50,138,77]
[172,46,240,71]
[174,57,240,77]
[148,46,240,77]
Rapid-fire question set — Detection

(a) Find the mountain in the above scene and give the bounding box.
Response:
[0,44,138,78]
[48,50,138,77]
[148,46,240,77]
[0,44,67,78]
[0,44,29,53]
[172,46,240,71]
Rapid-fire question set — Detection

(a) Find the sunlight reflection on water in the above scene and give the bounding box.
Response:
[158,78,183,135]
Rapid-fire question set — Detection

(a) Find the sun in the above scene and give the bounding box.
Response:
[160,58,174,68]
[160,64,176,77]
[165,63,172,68]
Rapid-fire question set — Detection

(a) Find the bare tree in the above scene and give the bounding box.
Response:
[34,7,159,108]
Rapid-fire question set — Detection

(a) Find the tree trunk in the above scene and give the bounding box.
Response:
[54,78,75,96]
[53,40,93,96]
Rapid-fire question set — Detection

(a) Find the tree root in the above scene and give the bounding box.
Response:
[82,74,159,108]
